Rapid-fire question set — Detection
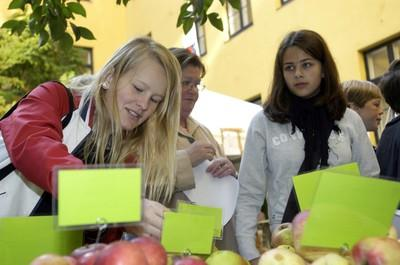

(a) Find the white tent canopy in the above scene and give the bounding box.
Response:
[191,89,262,155]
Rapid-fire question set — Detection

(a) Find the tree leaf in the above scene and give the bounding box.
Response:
[70,22,80,41]
[61,6,73,19]
[38,29,49,47]
[183,17,194,34]
[66,2,86,17]
[176,2,191,27]
[1,20,21,29]
[77,26,95,40]
[204,0,214,10]
[59,32,74,50]
[208,12,223,31]
[228,0,241,10]
[8,0,26,10]
[49,17,66,40]
[116,0,122,5]
[31,5,43,20]
[1,20,27,35]
[123,0,131,6]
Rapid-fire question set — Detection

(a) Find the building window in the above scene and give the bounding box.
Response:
[247,94,262,105]
[77,47,94,74]
[195,22,207,56]
[365,37,400,83]
[227,0,252,37]
[281,0,292,5]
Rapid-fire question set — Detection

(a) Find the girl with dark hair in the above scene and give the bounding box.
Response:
[235,29,379,264]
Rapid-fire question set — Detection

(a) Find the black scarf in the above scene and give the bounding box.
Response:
[281,94,339,222]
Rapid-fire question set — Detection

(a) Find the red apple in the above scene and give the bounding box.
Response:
[271,223,293,248]
[30,254,74,265]
[258,248,306,265]
[174,256,206,265]
[205,250,248,265]
[291,211,344,262]
[77,251,100,265]
[292,210,310,252]
[352,236,400,265]
[130,236,167,265]
[94,241,149,265]
[71,243,107,260]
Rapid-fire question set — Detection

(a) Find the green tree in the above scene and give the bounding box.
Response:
[2,0,240,48]
[0,26,86,114]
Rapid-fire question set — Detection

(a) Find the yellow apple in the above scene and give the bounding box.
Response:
[311,253,350,265]
[258,248,306,265]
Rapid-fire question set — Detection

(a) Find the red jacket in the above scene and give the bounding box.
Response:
[0,81,84,194]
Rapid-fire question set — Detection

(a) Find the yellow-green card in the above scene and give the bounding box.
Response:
[161,212,214,254]
[177,201,223,238]
[293,163,360,210]
[0,216,82,265]
[57,167,141,228]
[301,172,400,249]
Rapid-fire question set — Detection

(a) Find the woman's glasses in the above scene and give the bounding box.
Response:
[181,79,205,91]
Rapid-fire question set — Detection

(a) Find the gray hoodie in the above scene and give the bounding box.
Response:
[235,108,380,260]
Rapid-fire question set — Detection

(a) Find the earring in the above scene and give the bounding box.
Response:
[101,75,113,90]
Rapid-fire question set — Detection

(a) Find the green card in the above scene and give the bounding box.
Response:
[57,167,141,227]
[0,216,82,265]
[177,201,223,238]
[161,212,214,254]
[293,163,360,210]
[301,172,400,249]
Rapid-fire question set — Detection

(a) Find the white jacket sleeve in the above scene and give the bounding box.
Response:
[235,112,269,261]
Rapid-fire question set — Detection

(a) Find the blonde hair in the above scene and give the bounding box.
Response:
[83,37,181,204]
[342,80,382,108]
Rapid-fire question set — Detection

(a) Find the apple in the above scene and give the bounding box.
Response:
[311,253,350,265]
[258,248,306,265]
[271,223,293,248]
[94,241,149,265]
[130,236,167,265]
[292,210,310,252]
[70,243,107,259]
[206,250,249,265]
[352,236,400,265]
[71,243,107,265]
[30,254,76,265]
[276,245,295,253]
[174,256,206,265]
[291,211,345,262]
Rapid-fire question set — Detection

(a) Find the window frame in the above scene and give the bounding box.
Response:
[280,0,293,5]
[364,37,400,83]
[226,0,253,38]
[76,46,94,74]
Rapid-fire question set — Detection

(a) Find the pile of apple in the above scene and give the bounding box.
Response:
[30,236,250,265]
[258,210,400,265]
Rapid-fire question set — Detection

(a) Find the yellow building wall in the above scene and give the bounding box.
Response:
[122,0,400,102]
[2,0,400,102]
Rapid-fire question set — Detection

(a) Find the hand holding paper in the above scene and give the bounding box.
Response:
[183,160,239,225]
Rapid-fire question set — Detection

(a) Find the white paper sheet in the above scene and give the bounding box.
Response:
[183,160,239,225]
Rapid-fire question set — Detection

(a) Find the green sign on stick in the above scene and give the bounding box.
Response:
[57,167,142,228]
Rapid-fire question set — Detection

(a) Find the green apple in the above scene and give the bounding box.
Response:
[206,250,249,265]
[271,223,293,248]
